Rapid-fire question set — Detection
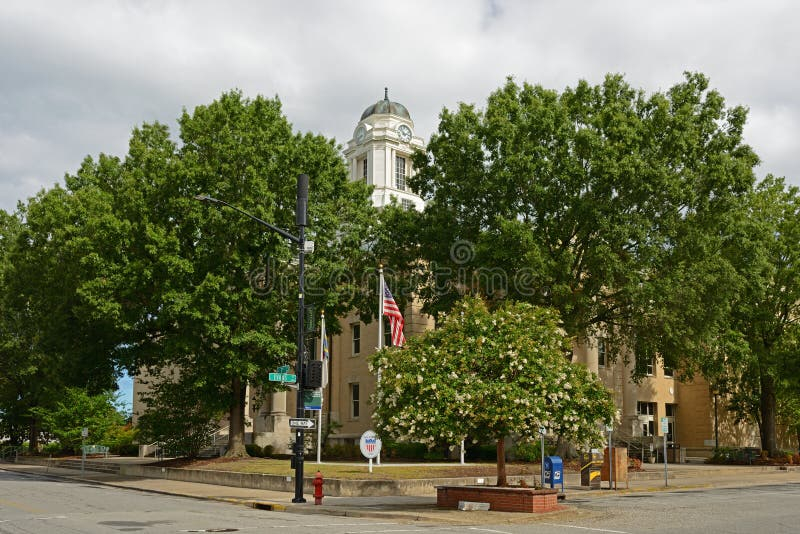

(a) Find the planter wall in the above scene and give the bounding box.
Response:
[437,485,560,513]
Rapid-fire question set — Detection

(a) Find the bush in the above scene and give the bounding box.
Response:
[261,444,274,457]
[514,441,542,462]
[245,444,263,457]
[384,441,427,460]
[323,442,360,460]
[114,443,140,457]
[466,444,497,461]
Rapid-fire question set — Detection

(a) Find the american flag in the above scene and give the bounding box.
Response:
[381,276,406,347]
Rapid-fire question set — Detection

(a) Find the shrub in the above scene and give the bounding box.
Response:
[466,444,497,461]
[245,444,263,457]
[323,442,360,460]
[261,444,274,457]
[514,441,544,462]
[115,443,140,457]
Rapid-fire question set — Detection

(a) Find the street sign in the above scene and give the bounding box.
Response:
[359,430,382,459]
[661,417,669,433]
[303,389,322,410]
[289,418,316,429]
[269,372,297,383]
[277,365,290,373]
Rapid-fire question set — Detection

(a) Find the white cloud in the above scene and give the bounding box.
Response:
[1,0,798,212]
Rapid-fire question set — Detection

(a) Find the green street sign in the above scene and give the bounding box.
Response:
[277,365,290,373]
[268,372,296,383]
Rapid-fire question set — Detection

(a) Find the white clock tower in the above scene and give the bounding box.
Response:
[343,89,425,210]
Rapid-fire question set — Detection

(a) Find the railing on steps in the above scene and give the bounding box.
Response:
[140,425,230,459]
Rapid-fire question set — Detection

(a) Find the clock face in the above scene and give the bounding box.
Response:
[355,126,366,143]
[397,124,412,142]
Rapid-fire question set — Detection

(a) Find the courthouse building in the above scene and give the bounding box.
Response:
[135,91,771,460]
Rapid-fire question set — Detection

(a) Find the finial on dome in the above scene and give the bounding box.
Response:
[384,87,389,100]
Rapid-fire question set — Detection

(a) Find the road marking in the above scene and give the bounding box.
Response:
[542,524,630,534]
[0,498,46,514]
[467,528,514,534]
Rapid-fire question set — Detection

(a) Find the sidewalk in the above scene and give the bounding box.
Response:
[2,459,799,525]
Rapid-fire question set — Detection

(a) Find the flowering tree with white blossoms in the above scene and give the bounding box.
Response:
[370,296,616,486]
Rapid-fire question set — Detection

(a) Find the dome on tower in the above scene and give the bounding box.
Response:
[360,88,411,121]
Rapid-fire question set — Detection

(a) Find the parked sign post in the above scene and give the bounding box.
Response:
[359,430,382,473]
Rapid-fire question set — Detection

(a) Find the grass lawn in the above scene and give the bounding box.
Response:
[152,457,549,480]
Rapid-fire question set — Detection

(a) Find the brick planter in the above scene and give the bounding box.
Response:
[436,485,561,513]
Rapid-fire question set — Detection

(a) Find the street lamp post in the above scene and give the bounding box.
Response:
[195,173,310,504]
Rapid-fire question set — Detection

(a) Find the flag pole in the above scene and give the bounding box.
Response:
[316,311,325,464]
[378,265,384,355]
[377,265,384,466]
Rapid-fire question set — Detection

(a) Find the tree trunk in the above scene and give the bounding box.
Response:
[496,438,507,486]
[759,372,778,457]
[225,376,249,457]
[28,417,39,451]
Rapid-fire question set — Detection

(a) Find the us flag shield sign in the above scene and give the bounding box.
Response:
[359,430,382,459]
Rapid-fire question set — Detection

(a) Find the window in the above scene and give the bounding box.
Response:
[351,324,360,355]
[350,383,360,418]
[663,362,674,378]
[637,353,655,375]
[395,156,406,190]
[361,157,369,183]
[384,321,392,348]
[597,338,606,368]
[636,401,656,436]
[401,198,414,210]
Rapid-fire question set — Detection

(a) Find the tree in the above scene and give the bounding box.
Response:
[716,177,800,455]
[32,388,127,453]
[370,297,615,486]
[66,91,377,456]
[135,370,222,459]
[381,73,756,375]
[0,187,123,448]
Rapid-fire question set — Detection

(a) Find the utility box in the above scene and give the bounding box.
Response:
[544,455,564,492]
[601,447,629,489]
[580,449,602,488]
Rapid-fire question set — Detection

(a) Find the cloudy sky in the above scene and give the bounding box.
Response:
[1,0,798,215]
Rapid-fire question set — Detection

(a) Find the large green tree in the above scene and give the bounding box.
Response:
[0,187,123,448]
[371,297,615,486]
[716,177,800,454]
[393,73,755,349]
[377,72,758,403]
[67,91,377,456]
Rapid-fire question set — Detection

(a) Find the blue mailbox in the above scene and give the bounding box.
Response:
[544,455,564,492]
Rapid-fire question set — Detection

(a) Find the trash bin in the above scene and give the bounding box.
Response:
[544,455,564,492]
[580,450,602,488]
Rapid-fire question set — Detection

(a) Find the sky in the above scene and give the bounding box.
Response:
[2,1,799,408]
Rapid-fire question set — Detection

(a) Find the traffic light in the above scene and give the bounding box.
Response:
[304,360,323,389]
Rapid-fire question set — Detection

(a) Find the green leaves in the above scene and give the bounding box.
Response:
[370,297,615,450]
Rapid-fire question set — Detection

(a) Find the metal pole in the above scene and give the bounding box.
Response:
[663,434,668,487]
[316,384,323,464]
[608,429,614,490]
[540,429,545,488]
[714,393,719,452]
[292,174,309,504]
[194,176,310,503]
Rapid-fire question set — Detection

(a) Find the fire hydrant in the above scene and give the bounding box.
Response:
[313,471,324,505]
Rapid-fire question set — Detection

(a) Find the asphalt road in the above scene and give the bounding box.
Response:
[3,468,800,533]
[0,469,409,534]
